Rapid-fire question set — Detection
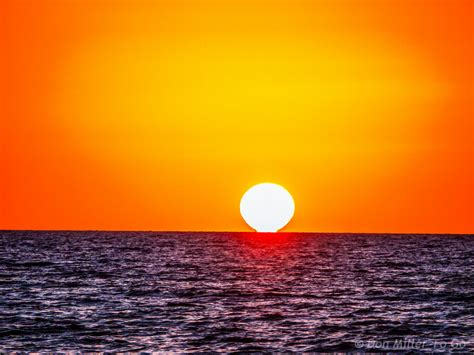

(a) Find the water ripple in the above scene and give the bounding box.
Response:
[0,231,472,352]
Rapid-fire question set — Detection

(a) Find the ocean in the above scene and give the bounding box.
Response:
[0,231,472,352]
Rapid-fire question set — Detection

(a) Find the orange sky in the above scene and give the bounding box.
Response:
[1,0,473,233]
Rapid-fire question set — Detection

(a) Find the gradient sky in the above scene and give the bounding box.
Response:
[1,0,473,233]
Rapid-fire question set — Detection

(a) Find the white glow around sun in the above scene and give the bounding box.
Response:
[240,183,295,232]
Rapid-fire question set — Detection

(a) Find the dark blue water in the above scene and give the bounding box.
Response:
[0,231,472,352]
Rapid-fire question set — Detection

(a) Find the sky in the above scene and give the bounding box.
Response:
[1,0,473,233]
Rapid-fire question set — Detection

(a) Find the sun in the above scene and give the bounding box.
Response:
[240,183,295,232]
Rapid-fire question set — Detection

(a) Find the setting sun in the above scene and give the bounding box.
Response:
[240,183,295,232]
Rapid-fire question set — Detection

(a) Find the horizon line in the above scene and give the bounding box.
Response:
[0,229,472,236]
